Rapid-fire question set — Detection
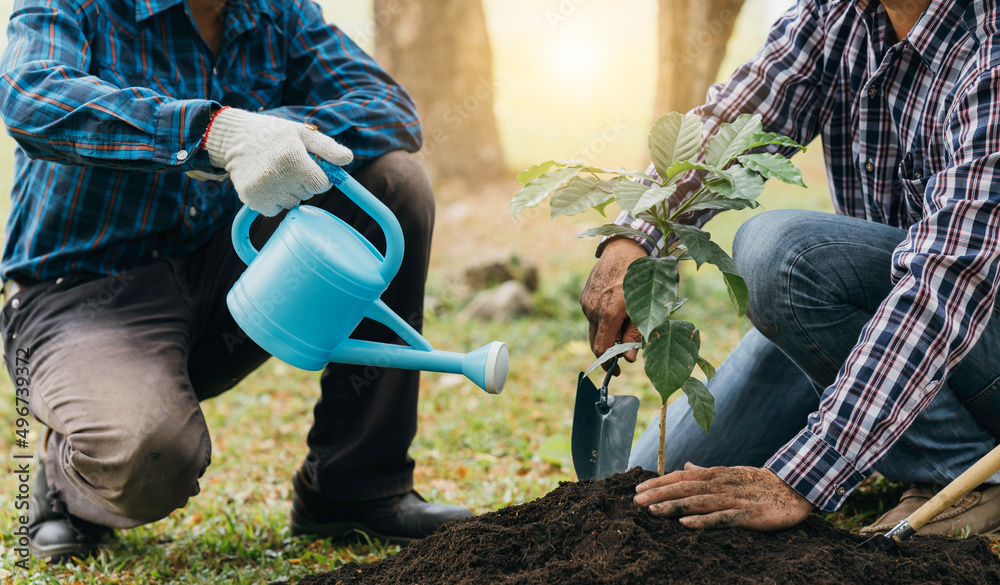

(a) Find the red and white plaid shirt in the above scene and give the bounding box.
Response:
[618,0,1000,511]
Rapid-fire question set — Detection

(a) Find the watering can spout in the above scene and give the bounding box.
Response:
[328,340,509,395]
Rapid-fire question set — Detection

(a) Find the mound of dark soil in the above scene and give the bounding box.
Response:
[295,468,1000,585]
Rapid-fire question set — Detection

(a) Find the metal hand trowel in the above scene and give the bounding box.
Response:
[571,356,640,480]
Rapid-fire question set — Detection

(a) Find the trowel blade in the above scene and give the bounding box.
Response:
[571,373,640,480]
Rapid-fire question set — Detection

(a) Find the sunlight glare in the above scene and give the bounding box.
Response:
[551,35,603,84]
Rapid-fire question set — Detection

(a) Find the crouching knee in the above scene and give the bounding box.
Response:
[732,210,813,331]
[67,421,211,523]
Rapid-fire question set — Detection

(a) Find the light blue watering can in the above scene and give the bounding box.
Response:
[227,158,509,395]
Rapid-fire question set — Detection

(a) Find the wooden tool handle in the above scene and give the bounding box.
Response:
[908,443,1000,531]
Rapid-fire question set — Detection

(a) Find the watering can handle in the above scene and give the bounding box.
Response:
[230,157,406,283]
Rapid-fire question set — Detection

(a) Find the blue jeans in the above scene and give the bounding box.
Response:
[630,210,1000,485]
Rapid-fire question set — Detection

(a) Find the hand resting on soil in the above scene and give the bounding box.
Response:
[634,462,815,531]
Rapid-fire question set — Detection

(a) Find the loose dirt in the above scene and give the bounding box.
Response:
[293,468,1000,585]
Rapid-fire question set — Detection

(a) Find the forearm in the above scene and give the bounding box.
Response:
[0,1,218,172]
[1,71,217,171]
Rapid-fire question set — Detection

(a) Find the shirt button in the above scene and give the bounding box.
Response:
[868,86,879,98]
[914,172,923,180]
[836,486,847,496]
[865,161,875,173]
[189,206,198,218]
[56,277,64,285]
[152,250,160,258]
[176,150,189,161]
[10,298,20,309]
[213,67,218,76]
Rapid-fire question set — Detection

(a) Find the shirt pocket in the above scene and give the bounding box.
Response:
[897,158,930,226]
[220,21,288,111]
[223,68,286,111]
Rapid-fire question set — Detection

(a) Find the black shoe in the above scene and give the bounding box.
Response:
[290,469,473,546]
[29,431,115,563]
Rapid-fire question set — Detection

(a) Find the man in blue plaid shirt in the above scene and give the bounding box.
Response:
[585,0,1000,534]
[0,0,471,562]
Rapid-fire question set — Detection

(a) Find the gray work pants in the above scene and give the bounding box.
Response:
[1,151,435,528]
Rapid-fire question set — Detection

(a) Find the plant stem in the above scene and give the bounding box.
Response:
[657,402,667,476]
[668,186,709,223]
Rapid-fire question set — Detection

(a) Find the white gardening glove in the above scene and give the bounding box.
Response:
[203,107,354,216]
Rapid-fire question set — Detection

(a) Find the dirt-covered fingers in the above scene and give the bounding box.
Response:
[646,493,740,519]
[635,465,815,532]
[677,509,750,529]
[634,470,711,507]
[620,320,641,362]
[635,464,713,495]
[580,238,648,360]
[592,308,627,356]
[580,272,624,360]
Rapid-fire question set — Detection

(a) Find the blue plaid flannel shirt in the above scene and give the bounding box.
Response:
[616,0,1000,511]
[0,0,421,280]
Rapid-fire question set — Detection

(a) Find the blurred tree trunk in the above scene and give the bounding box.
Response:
[655,0,746,117]
[374,0,505,181]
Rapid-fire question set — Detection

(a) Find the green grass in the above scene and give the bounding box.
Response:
[0,143,919,583]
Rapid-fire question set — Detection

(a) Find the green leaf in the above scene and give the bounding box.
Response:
[667,223,714,268]
[593,199,613,217]
[517,160,560,185]
[584,342,643,376]
[579,166,658,182]
[696,356,716,382]
[669,297,689,314]
[631,184,677,216]
[660,160,719,184]
[594,179,616,194]
[673,223,739,275]
[683,196,758,214]
[550,176,614,220]
[615,181,653,211]
[738,153,806,187]
[746,132,806,153]
[518,161,655,185]
[707,245,738,275]
[649,113,705,180]
[574,224,659,249]
[613,179,654,213]
[665,223,743,315]
[510,167,583,218]
[724,272,750,316]
[705,114,764,167]
[593,178,625,216]
[623,256,679,340]
[682,377,716,433]
[643,321,700,403]
[667,221,738,274]
[704,166,765,202]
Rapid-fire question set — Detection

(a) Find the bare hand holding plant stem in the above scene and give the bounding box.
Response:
[511,111,807,491]
[581,237,648,372]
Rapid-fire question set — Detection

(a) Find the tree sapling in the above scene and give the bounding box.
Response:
[510,112,806,474]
